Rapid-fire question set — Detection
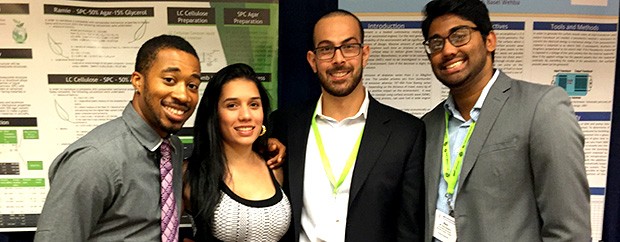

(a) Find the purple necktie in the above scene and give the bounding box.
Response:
[160,139,178,242]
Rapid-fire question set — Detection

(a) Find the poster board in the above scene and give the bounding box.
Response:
[0,0,278,231]
[339,0,618,241]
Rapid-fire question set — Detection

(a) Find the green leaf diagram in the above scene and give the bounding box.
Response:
[129,20,148,43]
[47,33,68,58]
[54,99,73,123]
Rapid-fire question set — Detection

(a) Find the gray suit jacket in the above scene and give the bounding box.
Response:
[423,71,591,242]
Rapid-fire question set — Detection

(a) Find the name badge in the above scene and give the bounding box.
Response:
[433,209,457,242]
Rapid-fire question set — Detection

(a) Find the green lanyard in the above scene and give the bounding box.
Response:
[311,107,365,195]
[442,111,476,195]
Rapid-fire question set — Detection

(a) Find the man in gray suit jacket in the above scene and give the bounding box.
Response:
[420,0,591,241]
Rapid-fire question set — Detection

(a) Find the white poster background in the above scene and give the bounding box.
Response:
[341,1,618,241]
[0,0,278,230]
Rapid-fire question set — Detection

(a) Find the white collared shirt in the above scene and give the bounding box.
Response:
[300,90,370,242]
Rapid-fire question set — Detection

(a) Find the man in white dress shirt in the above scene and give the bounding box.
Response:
[271,9,425,242]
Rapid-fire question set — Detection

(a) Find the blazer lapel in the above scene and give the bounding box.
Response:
[287,102,314,238]
[348,96,389,205]
[423,103,447,226]
[458,71,512,186]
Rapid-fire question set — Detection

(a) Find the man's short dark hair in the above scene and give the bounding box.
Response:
[134,35,199,74]
[421,0,493,40]
[310,9,364,49]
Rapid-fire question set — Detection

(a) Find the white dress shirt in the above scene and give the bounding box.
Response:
[300,90,370,242]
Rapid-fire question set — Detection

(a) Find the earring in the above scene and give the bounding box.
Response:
[259,125,267,136]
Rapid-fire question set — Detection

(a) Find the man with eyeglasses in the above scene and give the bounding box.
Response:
[271,9,425,242]
[420,0,590,241]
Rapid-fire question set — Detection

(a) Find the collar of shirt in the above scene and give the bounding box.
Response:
[300,89,369,242]
[435,69,500,215]
[315,89,370,124]
[443,69,500,122]
[122,102,176,152]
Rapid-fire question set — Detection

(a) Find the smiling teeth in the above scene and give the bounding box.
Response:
[446,61,463,69]
[331,71,348,77]
[236,127,253,131]
[164,106,184,115]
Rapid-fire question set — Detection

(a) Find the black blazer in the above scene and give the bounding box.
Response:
[271,95,425,242]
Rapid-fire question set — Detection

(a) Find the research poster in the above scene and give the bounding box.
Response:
[339,0,617,240]
[0,0,278,230]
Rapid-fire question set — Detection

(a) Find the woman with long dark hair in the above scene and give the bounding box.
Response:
[184,63,290,241]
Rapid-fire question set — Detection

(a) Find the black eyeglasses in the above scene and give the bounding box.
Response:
[313,43,363,60]
[423,26,479,54]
